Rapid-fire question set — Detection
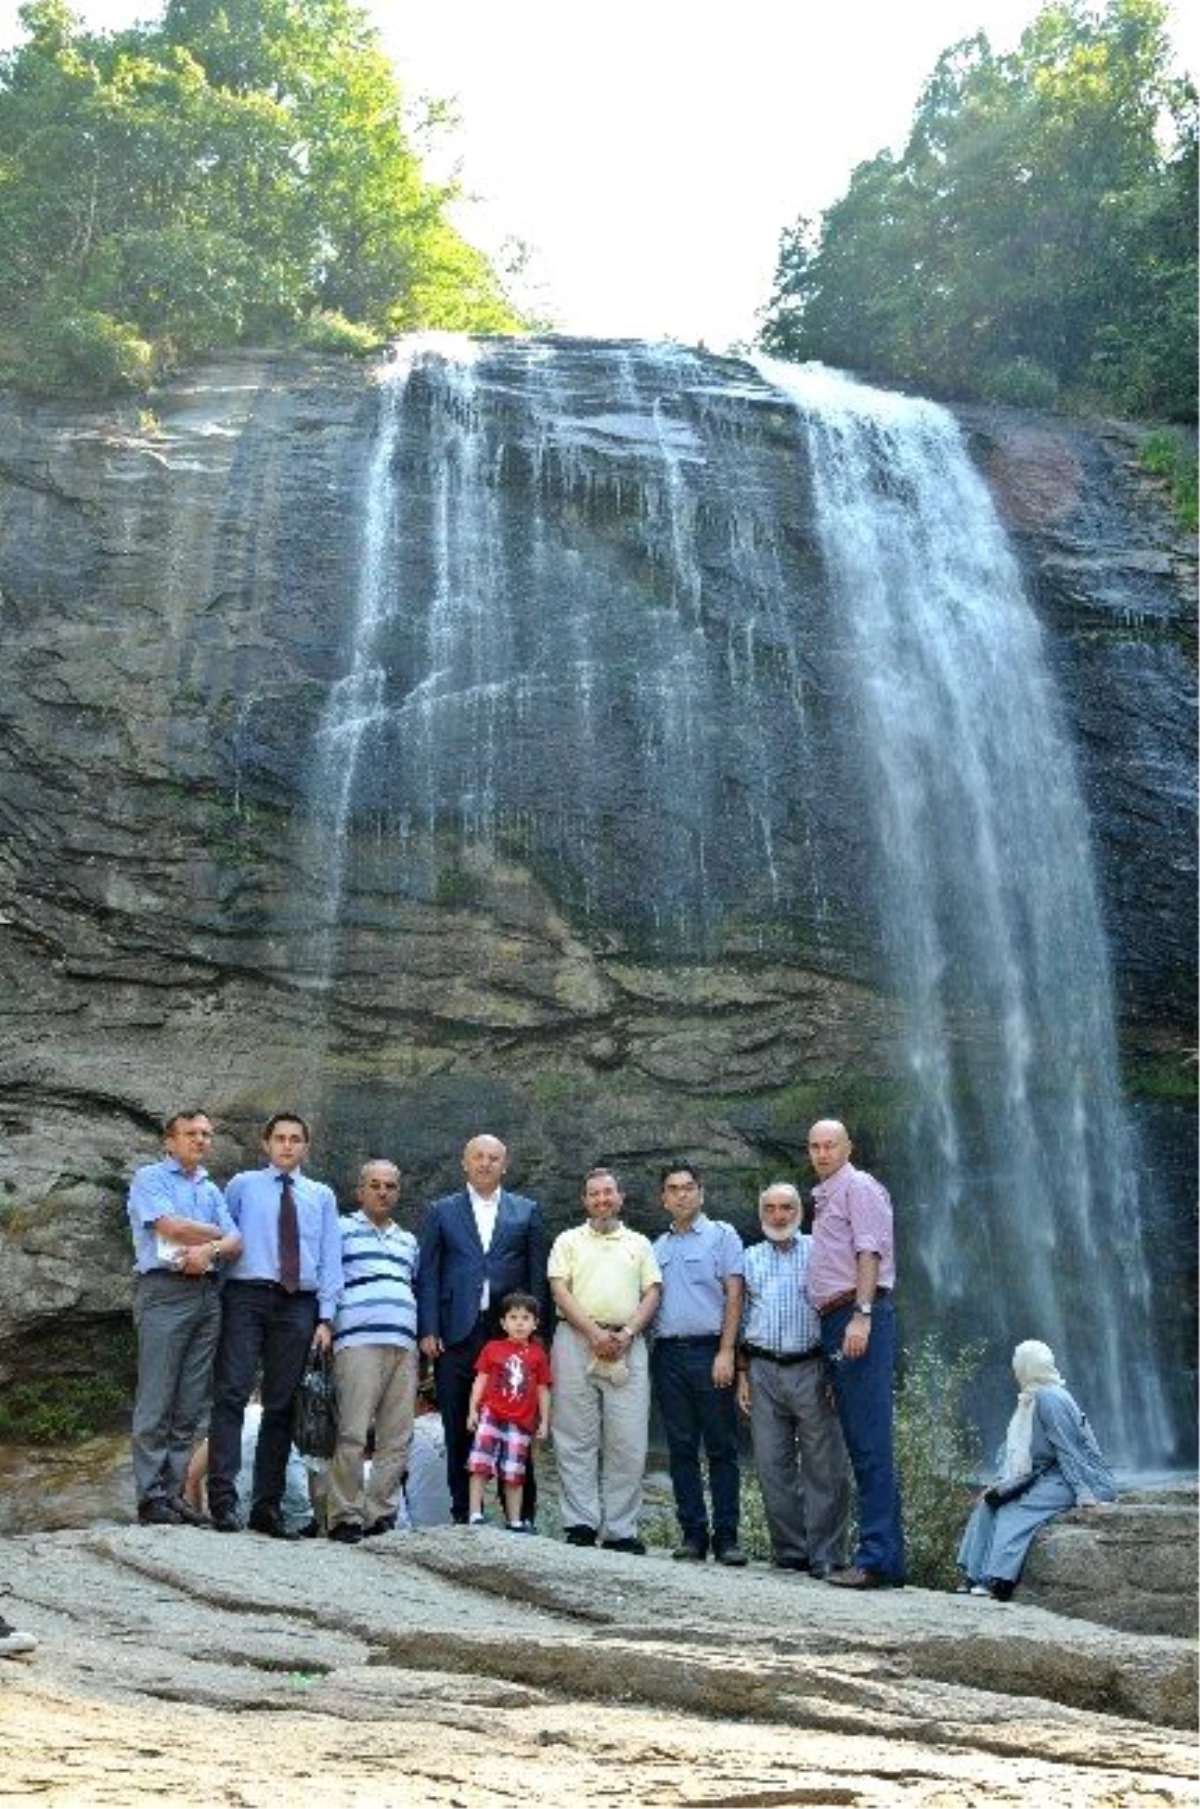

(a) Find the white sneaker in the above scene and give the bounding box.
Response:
[468,1512,487,1526]
[0,1617,37,1656]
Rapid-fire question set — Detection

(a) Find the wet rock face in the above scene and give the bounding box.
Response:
[965,408,1197,1030]
[0,348,1193,1402]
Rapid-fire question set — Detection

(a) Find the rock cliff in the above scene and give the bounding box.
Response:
[0,345,1193,1451]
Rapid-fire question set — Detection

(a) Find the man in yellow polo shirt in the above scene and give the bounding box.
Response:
[548,1168,662,1553]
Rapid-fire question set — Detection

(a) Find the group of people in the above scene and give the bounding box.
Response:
[121,1109,911,1588]
[112,1104,1114,1617]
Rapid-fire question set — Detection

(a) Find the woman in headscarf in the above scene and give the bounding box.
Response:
[956,1339,1116,1600]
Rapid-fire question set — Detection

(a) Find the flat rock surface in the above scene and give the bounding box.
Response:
[0,1524,1195,1808]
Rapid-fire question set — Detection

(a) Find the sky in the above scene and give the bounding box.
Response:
[1,0,1196,347]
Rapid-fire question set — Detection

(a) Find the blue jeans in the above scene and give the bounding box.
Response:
[651,1335,740,1551]
[820,1298,905,1582]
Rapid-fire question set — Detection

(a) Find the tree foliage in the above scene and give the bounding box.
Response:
[0,0,525,392]
[758,0,1197,420]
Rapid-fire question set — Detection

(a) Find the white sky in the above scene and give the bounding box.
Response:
[1,0,1196,347]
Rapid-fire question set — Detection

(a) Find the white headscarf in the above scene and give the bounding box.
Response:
[999,1340,1065,1486]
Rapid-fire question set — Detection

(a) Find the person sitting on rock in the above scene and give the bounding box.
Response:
[956,1338,1117,1601]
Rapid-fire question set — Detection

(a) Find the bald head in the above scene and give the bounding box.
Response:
[463,1134,508,1196]
[807,1119,851,1182]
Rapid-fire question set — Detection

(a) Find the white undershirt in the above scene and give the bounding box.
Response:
[468,1185,500,1308]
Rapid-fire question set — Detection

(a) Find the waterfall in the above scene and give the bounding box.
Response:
[758,358,1170,1466]
[310,334,1175,1466]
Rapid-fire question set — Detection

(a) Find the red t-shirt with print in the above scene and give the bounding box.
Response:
[473,1337,552,1431]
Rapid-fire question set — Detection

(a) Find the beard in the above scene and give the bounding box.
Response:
[760,1220,801,1244]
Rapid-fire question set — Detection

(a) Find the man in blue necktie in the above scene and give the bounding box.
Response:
[206,1112,343,1537]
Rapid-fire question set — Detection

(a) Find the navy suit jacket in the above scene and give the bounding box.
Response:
[416,1187,548,1348]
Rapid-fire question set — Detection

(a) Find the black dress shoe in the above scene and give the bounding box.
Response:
[137,1499,181,1526]
[672,1541,707,1562]
[563,1525,598,1547]
[714,1544,749,1567]
[808,1562,834,1580]
[600,1537,647,1554]
[773,1556,811,1572]
[248,1508,300,1541]
[363,1516,396,1537]
[209,1506,243,1534]
[327,1521,363,1545]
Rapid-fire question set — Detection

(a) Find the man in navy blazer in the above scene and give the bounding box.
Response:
[418,1134,549,1522]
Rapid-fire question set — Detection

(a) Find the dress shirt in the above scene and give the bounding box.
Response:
[127,1157,237,1274]
[333,1211,420,1351]
[651,1214,744,1338]
[224,1165,344,1320]
[741,1236,822,1353]
[468,1184,500,1308]
[807,1162,895,1310]
[547,1222,661,1325]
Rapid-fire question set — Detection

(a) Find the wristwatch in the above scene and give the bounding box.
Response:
[854,1301,873,1317]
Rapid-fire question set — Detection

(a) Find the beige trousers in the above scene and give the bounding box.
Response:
[327,1343,418,1530]
[550,1323,650,1541]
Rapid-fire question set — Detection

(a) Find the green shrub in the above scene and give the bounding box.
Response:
[293,309,382,356]
[894,1335,983,1589]
[20,305,154,397]
[0,1319,137,1444]
[979,357,1061,410]
[1139,429,1199,533]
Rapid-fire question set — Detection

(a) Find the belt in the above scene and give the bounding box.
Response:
[654,1332,720,1343]
[744,1343,824,1365]
[231,1280,316,1296]
[816,1287,891,1319]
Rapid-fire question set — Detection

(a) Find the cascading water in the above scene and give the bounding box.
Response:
[310,334,1177,1466]
[759,359,1172,1465]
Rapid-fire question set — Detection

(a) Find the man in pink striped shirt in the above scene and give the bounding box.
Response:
[806,1119,904,1589]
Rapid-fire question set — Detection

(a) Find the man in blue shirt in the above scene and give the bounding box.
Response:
[650,1161,747,1565]
[326,1159,420,1544]
[206,1112,343,1537]
[127,1110,242,1526]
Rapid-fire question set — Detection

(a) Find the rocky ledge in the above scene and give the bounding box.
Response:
[0,1521,1196,1808]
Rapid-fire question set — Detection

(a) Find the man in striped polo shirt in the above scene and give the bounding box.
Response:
[327,1160,420,1544]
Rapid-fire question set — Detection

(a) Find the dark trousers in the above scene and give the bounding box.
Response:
[650,1334,740,1552]
[208,1281,317,1517]
[820,1296,905,1582]
[436,1312,537,1523]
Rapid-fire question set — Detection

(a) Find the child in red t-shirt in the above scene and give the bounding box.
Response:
[466,1292,552,1531]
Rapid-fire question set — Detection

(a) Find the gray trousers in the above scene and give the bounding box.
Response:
[551,1323,650,1541]
[131,1270,222,1506]
[747,1353,851,1568]
[327,1343,418,1531]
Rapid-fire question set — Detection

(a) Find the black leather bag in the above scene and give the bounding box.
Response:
[292,1346,338,1459]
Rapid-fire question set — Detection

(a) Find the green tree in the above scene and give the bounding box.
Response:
[0,0,525,391]
[759,0,1197,419]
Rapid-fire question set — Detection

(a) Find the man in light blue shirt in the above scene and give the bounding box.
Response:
[126,1109,241,1526]
[650,1161,747,1566]
[207,1111,342,1537]
[326,1159,420,1543]
[736,1182,850,1576]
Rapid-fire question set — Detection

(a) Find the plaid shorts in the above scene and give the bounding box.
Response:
[466,1407,532,1484]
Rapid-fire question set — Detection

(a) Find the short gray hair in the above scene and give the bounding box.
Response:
[758,1181,802,1213]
